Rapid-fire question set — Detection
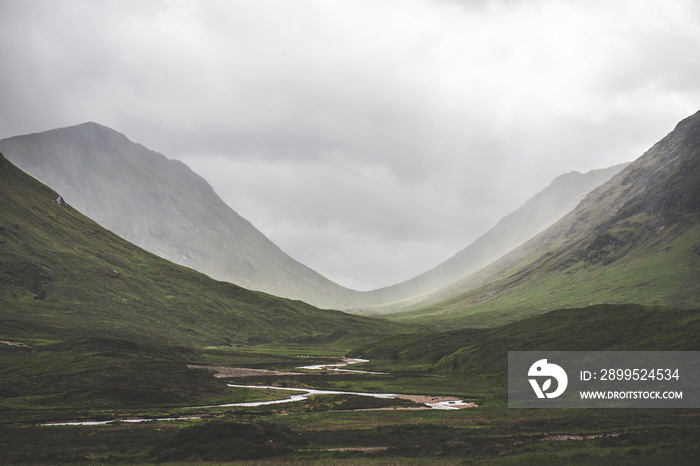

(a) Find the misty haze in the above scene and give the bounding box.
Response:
[1,1,699,464]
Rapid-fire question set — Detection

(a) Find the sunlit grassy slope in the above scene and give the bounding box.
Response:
[382,110,700,328]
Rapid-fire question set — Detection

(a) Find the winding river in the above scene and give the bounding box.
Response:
[41,358,475,426]
[296,358,388,374]
[220,384,473,410]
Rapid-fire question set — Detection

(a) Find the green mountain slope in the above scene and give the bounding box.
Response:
[0,152,416,409]
[356,163,628,311]
[0,152,407,347]
[389,111,700,328]
[0,124,624,313]
[0,123,361,309]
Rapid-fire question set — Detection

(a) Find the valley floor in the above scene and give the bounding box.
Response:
[1,346,698,464]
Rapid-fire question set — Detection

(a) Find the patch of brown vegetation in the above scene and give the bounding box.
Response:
[393,394,461,404]
[0,341,31,348]
[186,365,305,378]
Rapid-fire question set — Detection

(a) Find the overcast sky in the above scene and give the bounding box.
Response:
[1,0,699,290]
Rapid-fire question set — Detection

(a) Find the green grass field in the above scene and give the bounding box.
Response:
[2,147,699,463]
[2,304,699,464]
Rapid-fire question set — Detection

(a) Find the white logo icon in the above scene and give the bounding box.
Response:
[528,359,568,398]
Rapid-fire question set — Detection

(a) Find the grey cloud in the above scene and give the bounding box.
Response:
[1,0,699,289]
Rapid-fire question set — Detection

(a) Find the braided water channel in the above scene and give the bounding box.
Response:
[41,358,476,426]
[194,358,475,411]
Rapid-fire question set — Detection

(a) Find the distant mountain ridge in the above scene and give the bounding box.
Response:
[357,164,628,310]
[0,122,626,312]
[391,110,700,327]
[0,122,359,308]
[0,151,406,345]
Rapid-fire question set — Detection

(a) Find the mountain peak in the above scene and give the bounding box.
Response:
[673,109,700,131]
[0,124,358,308]
[45,121,120,136]
[75,121,108,129]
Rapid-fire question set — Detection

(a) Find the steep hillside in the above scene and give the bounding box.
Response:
[390,111,700,327]
[357,163,627,310]
[0,123,359,309]
[0,124,623,313]
[0,152,407,347]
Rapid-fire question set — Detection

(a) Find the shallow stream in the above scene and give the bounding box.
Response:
[41,358,475,426]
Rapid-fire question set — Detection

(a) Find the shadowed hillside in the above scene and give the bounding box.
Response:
[0,152,408,347]
[352,304,700,382]
[0,123,360,309]
[0,124,623,312]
